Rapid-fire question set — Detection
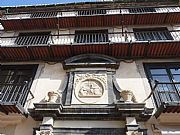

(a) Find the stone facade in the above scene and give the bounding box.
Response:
[0,0,180,135]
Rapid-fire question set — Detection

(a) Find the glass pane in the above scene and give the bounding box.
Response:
[150,69,167,75]
[170,68,180,74]
[175,84,180,90]
[172,75,180,82]
[152,76,170,82]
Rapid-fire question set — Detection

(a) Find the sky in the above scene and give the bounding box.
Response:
[0,0,96,7]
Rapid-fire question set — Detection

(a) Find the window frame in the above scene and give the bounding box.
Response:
[144,63,180,107]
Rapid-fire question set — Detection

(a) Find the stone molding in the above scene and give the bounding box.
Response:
[36,130,53,135]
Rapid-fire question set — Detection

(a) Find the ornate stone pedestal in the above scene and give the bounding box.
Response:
[125,117,144,135]
[36,130,53,135]
[36,117,54,135]
[126,131,143,135]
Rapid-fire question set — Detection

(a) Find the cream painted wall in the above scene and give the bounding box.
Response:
[29,63,66,108]
[115,61,149,104]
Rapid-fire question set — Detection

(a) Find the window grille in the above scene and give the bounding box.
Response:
[0,65,37,106]
[30,12,58,18]
[133,28,173,41]
[129,7,156,13]
[15,32,51,45]
[145,64,180,108]
[78,9,106,16]
[74,30,109,43]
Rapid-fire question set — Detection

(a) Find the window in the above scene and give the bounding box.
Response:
[0,65,37,106]
[144,63,180,105]
[134,27,173,41]
[15,32,51,45]
[78,9,106,16]
[129,7,156,13]
[74,30,109,43]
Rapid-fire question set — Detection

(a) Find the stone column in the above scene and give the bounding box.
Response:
[126,117,143,135]
[36,117,54,135]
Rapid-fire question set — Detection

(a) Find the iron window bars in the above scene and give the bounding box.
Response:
[133,28,174,41]
[0,65,38,107]
[144,63,180,108]
[15,32,51,45]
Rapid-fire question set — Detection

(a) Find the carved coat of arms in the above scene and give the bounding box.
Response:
[73,73,108,103]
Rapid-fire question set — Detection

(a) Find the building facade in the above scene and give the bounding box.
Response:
[0,0,180,135]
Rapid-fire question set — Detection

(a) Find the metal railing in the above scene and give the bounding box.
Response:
[0,82,33,106]
[129,7,156,13]
[74,33,109,43]
[30,12,58,18]
[2,6,180,19]
[77,9,107,16]
[1,30,179,46]
[152,81,180,108]
[15,35,51,45]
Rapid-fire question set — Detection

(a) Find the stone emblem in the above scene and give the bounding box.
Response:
[73,73,107,103]
[78,80,103,98]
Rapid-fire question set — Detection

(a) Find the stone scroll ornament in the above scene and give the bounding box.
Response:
[44,91,60,103]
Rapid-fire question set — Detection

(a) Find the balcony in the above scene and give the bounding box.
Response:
[0,30,180,61]
[152,81,180,124]
[0,83,32,114]
[0,65,37,115]
[1,6,180,30]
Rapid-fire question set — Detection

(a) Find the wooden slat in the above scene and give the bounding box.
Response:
[1,42,180,61]
[131,43,146,57]
[1,13,179,30]
[166,12,180,24]
[111,43,129,57]
[51,45,72,59]
[29,46,50,60]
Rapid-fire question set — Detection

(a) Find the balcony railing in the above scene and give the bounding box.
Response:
[1,30,180,46]
[14,35,50,45]
[2,6,180,19]
[0,82,33,107]
[152,81,180,108]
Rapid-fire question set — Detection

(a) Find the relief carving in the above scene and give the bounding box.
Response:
[44,91,60,103]
[73,73,108,103]
[78,80,103,98]
[120,90,137,103]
